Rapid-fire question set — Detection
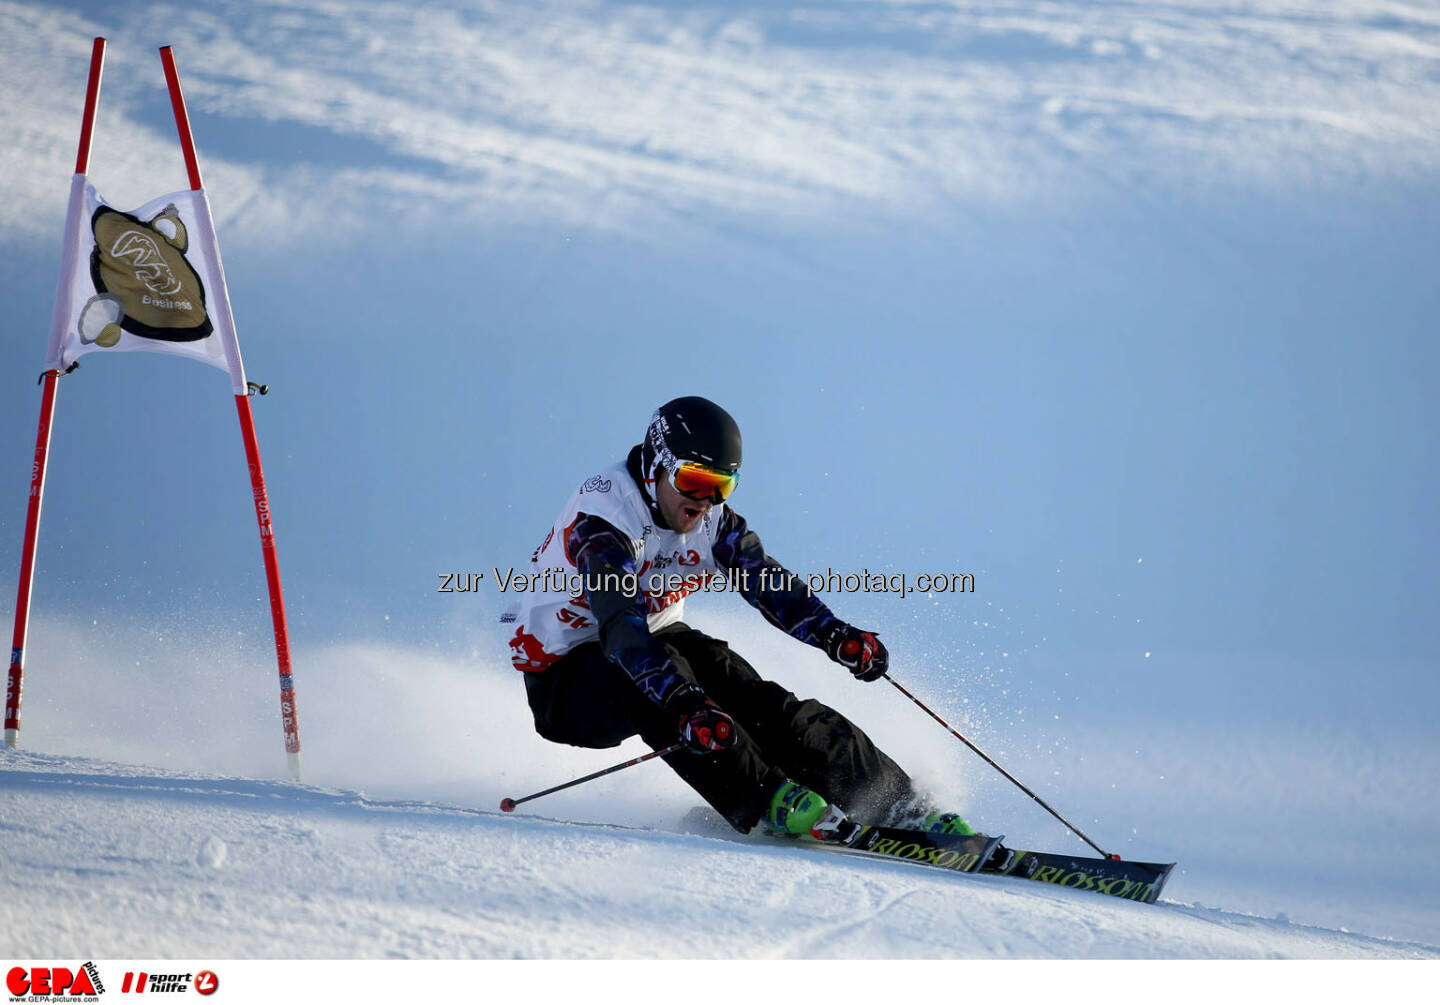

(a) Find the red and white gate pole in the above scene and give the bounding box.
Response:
[161,45,302,779]
[6,37,107,749]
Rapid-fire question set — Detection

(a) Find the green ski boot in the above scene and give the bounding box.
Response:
[921,811,977,837]
[765,780,830,837]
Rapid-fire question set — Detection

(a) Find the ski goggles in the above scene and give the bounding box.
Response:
[668,460,739,504]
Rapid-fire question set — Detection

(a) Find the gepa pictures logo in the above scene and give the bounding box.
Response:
[6,962,104,1000]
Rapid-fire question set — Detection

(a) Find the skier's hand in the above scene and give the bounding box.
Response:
[821,622,888,682]
[677,700,737,754]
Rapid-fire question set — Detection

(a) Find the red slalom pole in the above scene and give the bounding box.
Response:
[73,37,107,177]
[159,45,203,190]
[161,44,301,779]
[235,395,301,776]
[500,743,686,813]
[884,674,1118,859]
[5,375,59,748]
[6,36,107,748]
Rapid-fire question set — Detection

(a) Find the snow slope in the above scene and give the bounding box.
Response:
[5,611,1440,958]
[1,749,1434,960]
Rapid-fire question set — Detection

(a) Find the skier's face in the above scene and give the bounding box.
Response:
[656,468,712,533]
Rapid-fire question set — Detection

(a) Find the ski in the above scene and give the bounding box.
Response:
[679,805,1000,875]
[835,822,1003,876]
[838,826,1175,903]
[979,846,1175,904]
[679,806,1174,903]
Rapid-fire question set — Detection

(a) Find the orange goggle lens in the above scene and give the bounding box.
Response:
[670,461,739,503]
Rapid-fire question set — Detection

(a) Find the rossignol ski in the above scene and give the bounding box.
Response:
[680,806,1175,903]
[834,826,1173,902]
[979,845,1174,904]
[833,821,1003,876]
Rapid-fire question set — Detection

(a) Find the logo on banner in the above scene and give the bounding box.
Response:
[5,962,104,1000]
[81,203,213,348]
[118,970,219,994]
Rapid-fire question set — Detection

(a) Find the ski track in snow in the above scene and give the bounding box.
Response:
[1,750,1434,960]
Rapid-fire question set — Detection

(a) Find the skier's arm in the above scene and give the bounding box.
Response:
[710,506,840,645]
[567,512,706,711]
[712,507,889,681]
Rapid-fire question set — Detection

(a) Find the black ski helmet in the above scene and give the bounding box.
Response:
[640,396,742,501]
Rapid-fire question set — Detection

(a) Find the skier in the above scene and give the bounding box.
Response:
[505,396,974,839]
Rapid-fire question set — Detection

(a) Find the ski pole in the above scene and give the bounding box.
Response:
[883,674,1118,860]
[500,742,686,813]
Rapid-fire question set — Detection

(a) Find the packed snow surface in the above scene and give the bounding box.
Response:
[4,614,1439,959]
[1,750,1434,960]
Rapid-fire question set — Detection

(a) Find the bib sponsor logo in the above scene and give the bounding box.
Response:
[508,626,559,671]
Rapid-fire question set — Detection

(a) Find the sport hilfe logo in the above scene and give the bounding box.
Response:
[6,963,104,999]
[119,970,220,995]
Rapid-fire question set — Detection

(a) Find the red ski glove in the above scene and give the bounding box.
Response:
[677,700,737,754]
[821,622,888,682]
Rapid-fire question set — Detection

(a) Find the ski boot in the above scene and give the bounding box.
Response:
[921,811,1013,871]
[765,780,833,838]
[920,811,977,837]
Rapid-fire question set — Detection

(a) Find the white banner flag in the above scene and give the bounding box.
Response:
[45,175,248,394]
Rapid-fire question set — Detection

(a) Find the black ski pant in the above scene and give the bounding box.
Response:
[523,622,918,832]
